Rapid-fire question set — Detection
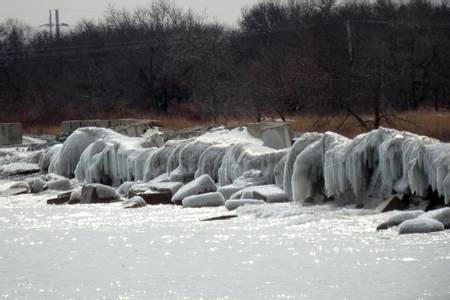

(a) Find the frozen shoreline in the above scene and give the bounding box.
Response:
[1,192,449,299]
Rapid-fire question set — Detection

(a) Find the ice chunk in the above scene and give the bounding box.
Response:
[284,132,323,198]
[39,144,62,172]
[230,184,288,203]
[149,182,183,195]
[376,210,425,230]
[122,196,147,209]
[218,143,287,186]
[398,218,444,234]
[182,192,225,208]
[225,199,265,211]
[420,207,450,229]
[172,174,217,203]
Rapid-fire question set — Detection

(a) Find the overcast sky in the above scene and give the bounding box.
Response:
[1,0,259,28]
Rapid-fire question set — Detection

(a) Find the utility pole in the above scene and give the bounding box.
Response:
[55,9,60,39]
[49,10,53,39]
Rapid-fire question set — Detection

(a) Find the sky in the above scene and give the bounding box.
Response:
[0,0,259,28]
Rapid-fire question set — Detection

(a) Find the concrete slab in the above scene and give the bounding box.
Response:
[0,123,22,145]
[261,123,292,149]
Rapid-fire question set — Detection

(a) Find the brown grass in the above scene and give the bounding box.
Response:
[289,110,450,141]
[18,106,450,142]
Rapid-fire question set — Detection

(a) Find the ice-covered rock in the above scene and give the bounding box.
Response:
[377,210,425,230]
[0,162,40,176]
[420,207,450,229]
[284,132,323,199]
[122,196,147,209]
[46,178,72,191]
[80,184,120,204]
[225,199,265,211]
[194,144,228,181]
[143,140,181,181]
[39,144,62,172]
[292,132,349,203]
[149,182,183,195]
[118,181,135,196]
[218,185,246,200]
[398,218,444,234]
[169,140,210,182]
[69,186,82,204]
[28,177,47,193]
[172,174,217,203]
[230,184,288,203]
[218,143,287,186]
[182,192,225,208]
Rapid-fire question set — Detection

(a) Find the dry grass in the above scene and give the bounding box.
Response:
[19,107,450,142]
[289,110,450,141]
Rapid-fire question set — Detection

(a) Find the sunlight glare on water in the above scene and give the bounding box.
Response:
[1,193,449,299]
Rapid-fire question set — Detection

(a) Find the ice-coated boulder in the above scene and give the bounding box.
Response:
[118,181,135,196]
[171,174,217,203]
[69,186,82,204]
[46,178,72,191]
[169,140,210,183]
[284,132,323,198]
[122,196,147,209]
[230,185,289,203]
[39,144,62,172]
[218,185,246,200]
[28,177,47,193]
[80,184,120,204]
[398,218,445,234]
[377,210,425,230]
[194,144,228,181]
[225,199,265,211]
[149,182,184,195]
[182,192,225,208]
[420,207,450,229]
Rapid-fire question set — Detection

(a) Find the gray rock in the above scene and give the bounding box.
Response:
[182,192,225,208]
[172,175,217,203]
[398,218,445,234]
[420,207,450,229]
[122,196,147,209]
[80,184,120,204]
[377,210,425,230]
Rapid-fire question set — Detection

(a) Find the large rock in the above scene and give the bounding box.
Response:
[218,185,245,200]
[398,218,445,234]
[182,192,225,208]
[377,210,425,230]
[230,185,289,203]
[225,199,266,211]
[172,175,217,203]
[375,194,409,212]
[420,207,450,229]
[80,184,120,204]
[138,190,173,205]
[149,182,184,195]
[46,178,72,191]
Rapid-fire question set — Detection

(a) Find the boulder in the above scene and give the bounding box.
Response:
[420,207,450,229]
[122,196,147,209]
[398,218,445,234]
[118,181,135,196]
[80,184,120,204]
[47,192,71,205]
[138,190,173,205]
[375,194,409,212]
[69,186,82,204]
[46,178,72,191]
[172,174,217,203]
[377,210,425,230]
[217,185,245,200]
[225,199,266,211]
[0,182,30,196]
[149,181,184,195]
[182,192,225,208]
[230,185,289,203]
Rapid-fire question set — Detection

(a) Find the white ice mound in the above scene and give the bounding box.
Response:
[398,217,444,234]
[182,192,225,208]
[40,144,62,172]
[377,210,425,230]
[171,174,217,203]
[420,207,450,229]
[292,132,350,203]
[225,199,265,211]
[218,143,288,186]
[230,184,289,203]
[195,144,228,181]
[286,127,450,207]
[169,140,210,182]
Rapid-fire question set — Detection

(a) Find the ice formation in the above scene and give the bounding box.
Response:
[182,192,225,208]
[376,210,425,230]
[225,199,266,211]
[171,174,217,203]
[398,218,444,234]
[42,125,450,208]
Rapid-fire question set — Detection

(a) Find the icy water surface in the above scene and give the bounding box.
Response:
[1,192,450,299]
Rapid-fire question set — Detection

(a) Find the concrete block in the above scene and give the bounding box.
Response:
[0,123,22,145]
[261,123,291,149]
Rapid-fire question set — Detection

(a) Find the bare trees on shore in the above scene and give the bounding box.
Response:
[0,0,449,128]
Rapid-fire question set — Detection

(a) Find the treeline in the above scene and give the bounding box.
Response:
[0,0,450,128]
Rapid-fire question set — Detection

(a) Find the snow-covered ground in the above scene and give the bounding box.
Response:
[1,192,449,299]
